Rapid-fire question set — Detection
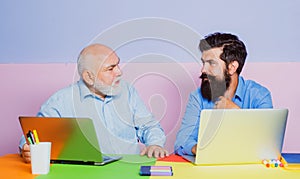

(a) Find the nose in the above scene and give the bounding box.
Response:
[114,65,122,76]
[201,64,207,74]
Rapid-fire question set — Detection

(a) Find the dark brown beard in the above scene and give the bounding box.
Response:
[200,72,231,102]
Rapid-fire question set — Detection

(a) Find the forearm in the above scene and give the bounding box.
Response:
[175,132,197,156]
[141,125,166,147]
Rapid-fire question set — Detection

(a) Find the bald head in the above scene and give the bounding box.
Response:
[76,43,122,99]
[77,44,117,77]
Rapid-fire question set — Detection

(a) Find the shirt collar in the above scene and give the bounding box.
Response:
[234,76,245,101]
[78,79,94,101]
[78,79,114,102]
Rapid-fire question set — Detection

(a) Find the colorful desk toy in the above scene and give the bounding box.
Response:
[262,159,284,168]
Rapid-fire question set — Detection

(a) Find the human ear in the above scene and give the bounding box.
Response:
[228,61,239,75]
[82,70,95,86]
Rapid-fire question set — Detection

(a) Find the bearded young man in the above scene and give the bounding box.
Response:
[19,44,169,163]
[174,32,273,156]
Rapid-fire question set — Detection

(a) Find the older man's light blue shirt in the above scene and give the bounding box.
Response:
[20,80,166,154]
[174,76,273,156]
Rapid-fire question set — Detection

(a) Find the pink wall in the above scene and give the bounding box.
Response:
[0,62,299,156]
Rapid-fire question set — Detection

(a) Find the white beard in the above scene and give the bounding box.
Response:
[94,77,122,96]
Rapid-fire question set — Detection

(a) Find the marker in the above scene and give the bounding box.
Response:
[33,129,40,144]
[140,166,173,176]
[26,132,34,144]
[29,130,35,144]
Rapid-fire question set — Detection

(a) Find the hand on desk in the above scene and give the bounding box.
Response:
[192,144,197,155]
[21,143,31,163]
[140,145,169,158]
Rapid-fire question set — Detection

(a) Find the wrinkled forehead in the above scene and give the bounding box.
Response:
[84,49,119,70]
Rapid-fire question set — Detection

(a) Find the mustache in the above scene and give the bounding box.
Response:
[199,73,212,80]
[112,76,122,85]
[199,73,207,79]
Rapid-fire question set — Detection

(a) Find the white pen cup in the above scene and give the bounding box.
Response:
[30,142,51,174]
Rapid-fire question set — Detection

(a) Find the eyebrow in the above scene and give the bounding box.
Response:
[201,58,216,63]
[103,58,120,70]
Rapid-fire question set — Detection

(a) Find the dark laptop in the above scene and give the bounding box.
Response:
[19,116,122,166]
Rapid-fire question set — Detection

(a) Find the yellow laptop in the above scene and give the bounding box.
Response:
[183,108,288,165]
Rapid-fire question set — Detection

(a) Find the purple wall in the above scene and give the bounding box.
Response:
[1,1,299,63]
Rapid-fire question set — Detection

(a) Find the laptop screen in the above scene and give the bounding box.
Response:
[19,117,103,163]
[194,108,288,165]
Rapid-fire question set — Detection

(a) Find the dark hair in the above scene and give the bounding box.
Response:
[199,32,247,75]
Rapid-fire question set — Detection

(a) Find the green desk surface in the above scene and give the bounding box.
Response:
[36,155,157,179]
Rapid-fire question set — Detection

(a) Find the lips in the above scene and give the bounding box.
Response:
[202,78,209,82]
[114,80,120,85]
[113,77,122,86]
[200,73,209,82]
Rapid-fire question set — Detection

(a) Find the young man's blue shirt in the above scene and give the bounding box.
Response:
[174,76,273,156]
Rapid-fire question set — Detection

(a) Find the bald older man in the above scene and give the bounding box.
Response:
[19,44,169,163]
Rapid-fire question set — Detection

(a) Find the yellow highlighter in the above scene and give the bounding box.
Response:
[32,129,40,144]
